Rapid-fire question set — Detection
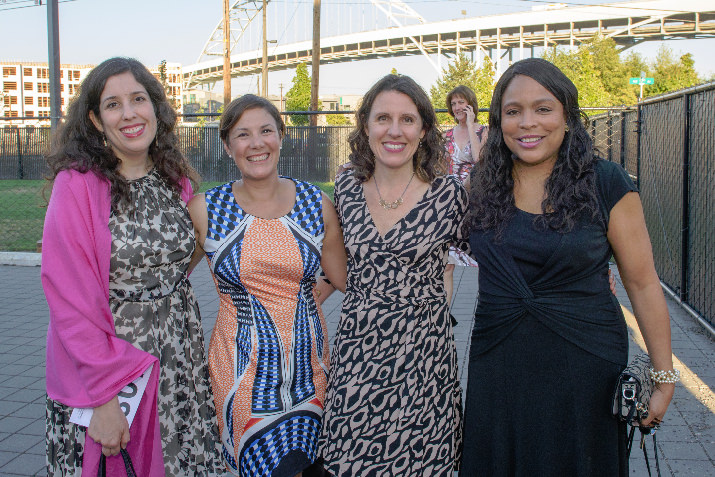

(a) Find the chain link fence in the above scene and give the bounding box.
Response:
[2,93,713,329]
[590,81,715,329]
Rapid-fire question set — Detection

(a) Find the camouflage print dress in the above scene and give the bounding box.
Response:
[46,170,222,476]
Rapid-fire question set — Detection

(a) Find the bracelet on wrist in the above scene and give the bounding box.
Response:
[649,367,680,384]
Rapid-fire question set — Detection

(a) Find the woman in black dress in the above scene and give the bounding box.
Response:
[461,58,676,476]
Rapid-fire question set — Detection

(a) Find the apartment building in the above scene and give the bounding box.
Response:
[1,61,184,123]
[1,62,93,122]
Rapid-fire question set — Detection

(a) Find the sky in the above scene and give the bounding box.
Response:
[1,0,713,99]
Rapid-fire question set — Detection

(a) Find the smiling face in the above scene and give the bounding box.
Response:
[89,71,157,164]
[450,94,469,123]
[365,90,425,171]
[223,107,282,181]
[500,75,567,170]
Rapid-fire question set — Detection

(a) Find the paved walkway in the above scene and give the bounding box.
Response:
[0,261,713,475]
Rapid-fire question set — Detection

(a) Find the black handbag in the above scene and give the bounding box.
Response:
[613,353,654,425]
[97,449,137,477]
[612,353,660,477]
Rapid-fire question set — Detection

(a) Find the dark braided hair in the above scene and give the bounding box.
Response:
[45,57,198,212]
[465,58,600,239]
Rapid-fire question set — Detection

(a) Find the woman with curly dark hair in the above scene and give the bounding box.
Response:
[42,57,221,476]
[460,58,675,475]
[320,74,465,474]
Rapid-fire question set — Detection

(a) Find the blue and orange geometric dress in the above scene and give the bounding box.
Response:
[202,178,329,476]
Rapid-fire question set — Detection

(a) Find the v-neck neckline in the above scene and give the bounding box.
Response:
[359,176,438,240]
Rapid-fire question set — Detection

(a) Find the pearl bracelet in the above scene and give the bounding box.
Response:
[649,367,681,384]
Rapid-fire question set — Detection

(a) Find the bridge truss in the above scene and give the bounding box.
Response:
[184,0,715,88]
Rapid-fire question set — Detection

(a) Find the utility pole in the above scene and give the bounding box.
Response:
[47,0,61,132]
[261,0,268,97]
[223,0,231,107]
[310,0,320,127]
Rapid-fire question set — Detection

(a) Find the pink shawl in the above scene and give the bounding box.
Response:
[42,169,192,476]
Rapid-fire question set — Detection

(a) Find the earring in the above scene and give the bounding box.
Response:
[564,125,570,133]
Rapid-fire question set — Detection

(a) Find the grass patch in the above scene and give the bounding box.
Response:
[0,180,47,251]
[0,179,336,252]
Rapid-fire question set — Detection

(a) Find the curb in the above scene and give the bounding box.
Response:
[0,252,41,266]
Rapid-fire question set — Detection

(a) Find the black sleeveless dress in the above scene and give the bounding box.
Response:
[461,160,637,476]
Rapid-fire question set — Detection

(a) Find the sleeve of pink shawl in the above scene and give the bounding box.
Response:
[42,170,156,408]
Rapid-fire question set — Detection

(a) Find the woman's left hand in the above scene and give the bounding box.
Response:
[641,383,675,428]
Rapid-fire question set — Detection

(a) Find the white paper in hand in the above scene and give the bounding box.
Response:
[69,364,153,428]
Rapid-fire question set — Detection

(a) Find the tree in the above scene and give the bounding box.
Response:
[325,113,351,126]
[543,46,611,110]
[390,67,399,76]
[429,53,495,124]
[157,59,177,109]
[285,63,316,126]
[646,45,701,96]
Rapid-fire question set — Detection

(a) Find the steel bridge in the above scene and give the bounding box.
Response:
[183,0,715,88]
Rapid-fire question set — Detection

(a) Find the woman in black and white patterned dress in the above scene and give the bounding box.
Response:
[320,74,465,475]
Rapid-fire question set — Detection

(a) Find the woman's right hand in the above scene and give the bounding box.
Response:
[87,396,130,456]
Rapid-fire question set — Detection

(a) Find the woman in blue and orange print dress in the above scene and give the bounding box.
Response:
[188,95,347,477]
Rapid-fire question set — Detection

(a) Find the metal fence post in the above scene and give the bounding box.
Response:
[680,94,691,303]
[635,104,641,190]
[15,127,24,180]
[606,112,613,163]
[619,111,626,168]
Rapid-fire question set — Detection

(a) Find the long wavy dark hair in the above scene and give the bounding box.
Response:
[465,58,599,238]
[45,57,198,211]
[349,74,445,183]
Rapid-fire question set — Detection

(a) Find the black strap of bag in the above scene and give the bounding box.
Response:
[97,449,137,477]
[625,426,661,477]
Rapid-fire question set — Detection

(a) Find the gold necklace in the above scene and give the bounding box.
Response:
[375,172,415,210]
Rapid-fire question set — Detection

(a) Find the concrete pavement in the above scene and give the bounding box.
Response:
[0,261,713,475]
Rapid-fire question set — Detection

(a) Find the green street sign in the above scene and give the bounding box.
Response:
[629,77,654,85]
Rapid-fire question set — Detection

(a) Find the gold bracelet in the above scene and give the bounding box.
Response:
[649,367,680,384]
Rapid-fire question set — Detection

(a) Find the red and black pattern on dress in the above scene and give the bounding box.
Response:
[320,171,467,476]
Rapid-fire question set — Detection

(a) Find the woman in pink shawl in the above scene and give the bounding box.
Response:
[42,57,221,476]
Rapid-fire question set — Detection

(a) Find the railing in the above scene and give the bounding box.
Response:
[591,81,715,330]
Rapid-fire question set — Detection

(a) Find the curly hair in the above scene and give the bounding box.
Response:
[446,85,479,123]
[220,94,286,144]
[45,57,198,212]
[465,58,599,239]
[349,74,445,183]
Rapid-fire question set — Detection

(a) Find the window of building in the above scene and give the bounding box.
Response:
[10,95,17,105]
[4,81,17,90]
[73,70,80,81]
[25,97,33,105]
[24,82,32,91]
[10,111,18,117]
[3,110,9,117]
[25,111,34,117]
[37,83,49,93]
[24,68,32,77]
[38,97,49,107]
[3,96,9,106]
[38,68,49,79]
[3,67,16,77]
[60,83,64,92]
[61,97,65,106]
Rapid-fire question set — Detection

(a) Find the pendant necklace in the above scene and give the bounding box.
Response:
[375,172,415,210]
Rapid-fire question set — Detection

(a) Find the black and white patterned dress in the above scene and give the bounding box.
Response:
[46,170,222,476]
[320,171,466,476]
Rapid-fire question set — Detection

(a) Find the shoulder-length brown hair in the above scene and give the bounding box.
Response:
[45,57,198,211]
[349,74,445,183]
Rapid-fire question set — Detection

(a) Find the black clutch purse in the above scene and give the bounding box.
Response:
[612,353,654,425]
